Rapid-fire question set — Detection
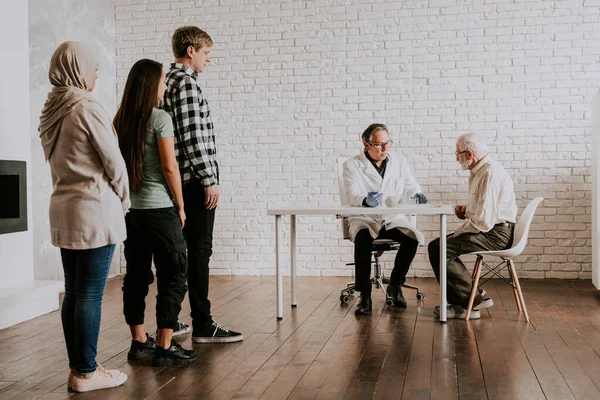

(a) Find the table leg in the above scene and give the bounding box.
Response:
[440,214,447,323]
[276,215,283,320]
[291,215,297,307]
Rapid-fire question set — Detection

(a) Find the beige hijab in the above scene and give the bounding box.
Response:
[39,41,98,160]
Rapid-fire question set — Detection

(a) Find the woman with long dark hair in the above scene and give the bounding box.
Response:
[115,59,196,366]
[39,41,129,392]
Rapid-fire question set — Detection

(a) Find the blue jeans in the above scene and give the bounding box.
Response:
[60,244,115,374]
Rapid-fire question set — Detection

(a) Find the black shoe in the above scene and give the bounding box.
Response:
[127,333,157,360]
[192,320,243,343]
[152,340,197,367]
[355,294,372,315]
[387,284,407,308]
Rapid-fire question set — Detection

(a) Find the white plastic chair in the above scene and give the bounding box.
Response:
[465,197,544,322]
[336,157,424,304]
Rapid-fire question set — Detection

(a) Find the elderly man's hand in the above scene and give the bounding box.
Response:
[454,204,466,219]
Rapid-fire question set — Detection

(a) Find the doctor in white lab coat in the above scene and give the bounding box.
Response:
[342,123,428,315]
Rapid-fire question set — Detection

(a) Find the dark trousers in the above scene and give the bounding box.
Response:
[61,244,115,374]
[428,224,514,308]
[122,207,188,330]
[354,227,419,295]
[183,178,216,329]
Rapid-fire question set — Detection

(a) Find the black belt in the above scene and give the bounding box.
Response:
[495,222,514,228]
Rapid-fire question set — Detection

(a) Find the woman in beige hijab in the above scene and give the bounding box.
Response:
[39,41,130,393]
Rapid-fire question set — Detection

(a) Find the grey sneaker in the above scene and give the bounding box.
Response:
[172,320,191,337]
[474,297,494,310]
[434,304,480,320]
[473,289,494,310]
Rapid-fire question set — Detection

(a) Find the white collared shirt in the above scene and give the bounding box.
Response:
[454,154,518,236]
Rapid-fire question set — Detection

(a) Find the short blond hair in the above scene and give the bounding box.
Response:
[171,26,213,58]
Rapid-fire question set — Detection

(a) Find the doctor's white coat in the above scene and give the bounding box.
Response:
[342,151,425,245]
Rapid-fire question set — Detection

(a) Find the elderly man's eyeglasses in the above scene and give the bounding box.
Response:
[368,141,393,150]
[455,150,468,157]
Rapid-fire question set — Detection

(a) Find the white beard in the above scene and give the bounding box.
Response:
[460,159,473,170]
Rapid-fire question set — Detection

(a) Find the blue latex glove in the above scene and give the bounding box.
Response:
[365,192,383,207]
[411,193,428,204]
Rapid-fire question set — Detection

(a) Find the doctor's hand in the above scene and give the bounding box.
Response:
[411,193,428,204]
[454,205,466,219]
[364,192,383,207]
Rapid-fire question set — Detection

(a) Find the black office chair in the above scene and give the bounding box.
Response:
[337,218,425,304]
[337,158,424,305]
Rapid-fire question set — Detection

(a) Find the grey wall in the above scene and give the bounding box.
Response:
[29,0,119,280]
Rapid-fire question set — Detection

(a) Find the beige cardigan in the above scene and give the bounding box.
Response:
[45,101,130,249]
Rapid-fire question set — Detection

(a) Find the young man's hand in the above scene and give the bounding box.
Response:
[204,185,220,210]
[178,207,186,228]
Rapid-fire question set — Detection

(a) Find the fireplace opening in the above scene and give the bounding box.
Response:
[0,175,20,218]
[0,160,27,234]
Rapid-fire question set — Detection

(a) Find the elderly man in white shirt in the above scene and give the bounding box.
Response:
[343,123,428,316]
[428,133,518,320]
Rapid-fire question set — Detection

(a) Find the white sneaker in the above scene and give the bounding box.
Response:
[68,365,121,390]
[434,304,480,320]
[71,367,127,393]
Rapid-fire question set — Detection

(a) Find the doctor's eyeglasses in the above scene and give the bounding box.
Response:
[367,141,394,150]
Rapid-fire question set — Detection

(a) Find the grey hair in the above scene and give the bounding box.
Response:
[457,133,488,158]
[361,123,389,143]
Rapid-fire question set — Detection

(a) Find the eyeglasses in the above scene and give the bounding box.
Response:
[455,150,467,157]
[368,141,393,150]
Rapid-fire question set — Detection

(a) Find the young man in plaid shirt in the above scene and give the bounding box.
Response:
[163,26,242,343]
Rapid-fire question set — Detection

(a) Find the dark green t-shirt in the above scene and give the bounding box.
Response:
[130,108,175,209]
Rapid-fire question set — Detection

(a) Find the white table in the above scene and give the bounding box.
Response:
[267,205,455,322]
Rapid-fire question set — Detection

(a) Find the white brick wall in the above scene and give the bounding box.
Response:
[115,0,600,279]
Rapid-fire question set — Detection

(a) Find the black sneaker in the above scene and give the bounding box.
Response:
[191,320,243,343]
[172,320,191,337]
[152,340,196,367]
[127,333,157,360]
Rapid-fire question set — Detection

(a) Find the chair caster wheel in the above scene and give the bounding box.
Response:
[385,299,393,306]
[348,289,355,295]
[416,293,425,301]
[340,294,349,303]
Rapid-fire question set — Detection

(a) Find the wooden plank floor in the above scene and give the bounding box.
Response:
[0,276,599,399]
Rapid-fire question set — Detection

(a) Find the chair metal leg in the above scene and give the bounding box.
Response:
[508,259,529,323]
[466,256,483,321]
[376,276,388,298]
[401,283,425,301]
[507,261,522,312]
[373,255,382,288]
